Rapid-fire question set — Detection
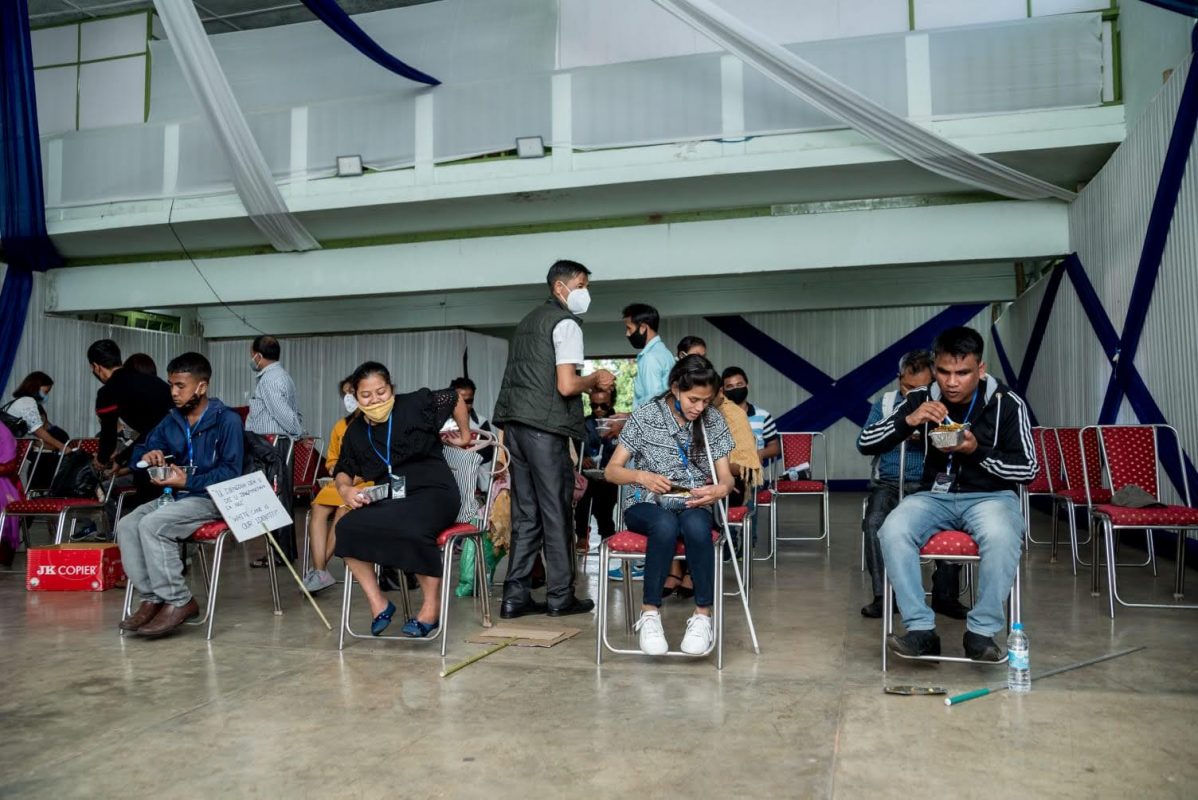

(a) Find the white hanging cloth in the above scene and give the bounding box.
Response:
[153,0,320,252]
[650,0,1077,202]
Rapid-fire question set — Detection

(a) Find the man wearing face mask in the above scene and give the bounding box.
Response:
[624,303,674,410]
[494,259,615,618]
[116,352,244,638]
[721,367,780,467]
[246,335,304,564]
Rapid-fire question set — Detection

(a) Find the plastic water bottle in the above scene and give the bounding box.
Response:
[1007,622,1030,693]
[156,487,176,509]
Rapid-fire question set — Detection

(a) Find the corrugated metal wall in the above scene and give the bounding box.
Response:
[994,52,1197,504]
[660,305,993,481]
[1,272,205,440]
[208,329,508,447]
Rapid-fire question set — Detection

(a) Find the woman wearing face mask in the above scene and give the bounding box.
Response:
[301,378,369,594]
[604,355,735,657]
[332,362,472,637]
[4,372,71,453]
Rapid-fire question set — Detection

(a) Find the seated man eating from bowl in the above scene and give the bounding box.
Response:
[116,353,244,638]
[858,327,1037,662]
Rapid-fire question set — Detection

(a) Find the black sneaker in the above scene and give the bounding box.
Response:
[963,631,1003,662]
[931,596,971,620]
[860,596,884,618]
[887,629,941,658]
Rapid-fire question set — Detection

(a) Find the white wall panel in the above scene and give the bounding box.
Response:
[80,14,147,62]
[657,304,991,480]
[78,56,146,129]
[207,329,507,450]
[1,273,204,441]
[996,54,1198,505]
[1031,0,1109,15]
[914,0,1027,30]
[34,65,77,136]
[32,25,79,67]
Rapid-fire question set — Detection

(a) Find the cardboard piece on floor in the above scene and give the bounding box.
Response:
[467,624,580,648]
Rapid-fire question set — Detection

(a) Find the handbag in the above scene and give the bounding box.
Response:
[0,401,29,438]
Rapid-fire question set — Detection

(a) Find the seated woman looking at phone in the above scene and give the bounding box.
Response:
[604,355,735,656]
[332,362,472,638]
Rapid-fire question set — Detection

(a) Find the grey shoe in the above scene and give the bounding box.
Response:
[301,569,336,594]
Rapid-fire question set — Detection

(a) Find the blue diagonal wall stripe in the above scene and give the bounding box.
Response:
[989,327,1035,426]
[1099,29,1198,424]
[707,304,986,434]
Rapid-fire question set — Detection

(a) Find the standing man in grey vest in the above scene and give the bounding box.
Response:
[494,260,615,618]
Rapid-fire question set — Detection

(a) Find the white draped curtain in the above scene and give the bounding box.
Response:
[651,0,1077,202]
[152,0,320,252]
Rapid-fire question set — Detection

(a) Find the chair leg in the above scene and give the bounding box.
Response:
[1173,529,1187,601]
[339,565,353,650]
[476,537,492,628]
[119,580,136,636]
[301,507,312,577]
[440,544,454,658]
[881,567,891,672]
[771,497,778,570]
[266,545,282,616]
[1147,529,1158,578]
[596,541,608,665]
[716,541,726,671]
[53,510,68,545]
[622,566,635,633]
[823,491,831,549]
[1103,520,1117,619]
[205,534,228,640]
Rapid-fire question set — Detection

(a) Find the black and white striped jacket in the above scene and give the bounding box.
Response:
[857,375,1038,494]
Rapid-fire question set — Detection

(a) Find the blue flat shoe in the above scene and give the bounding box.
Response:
[370,600,396,636]
[401,618,440,638]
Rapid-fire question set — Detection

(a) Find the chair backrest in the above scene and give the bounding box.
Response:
[71,438,101,457]
[291,437,320,492]
[1026,427,1056,493]
[1054,427,1103,495]
[1096,425,1160,500]
[780,432,813,470]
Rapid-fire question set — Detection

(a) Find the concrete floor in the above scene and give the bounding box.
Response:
[2,494,1196,799]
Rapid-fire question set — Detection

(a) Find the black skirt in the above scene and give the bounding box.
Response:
[333,484,459,577]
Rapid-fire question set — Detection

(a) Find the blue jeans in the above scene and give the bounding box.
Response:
[624,503,714,608]
[878,490,1023,636]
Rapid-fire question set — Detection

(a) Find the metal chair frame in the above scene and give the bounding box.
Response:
[765,432,830,566]
[1049,427,1109,575]
[1088,424,1198,617]
[0,439,117,546]
[1023,426,1057,547]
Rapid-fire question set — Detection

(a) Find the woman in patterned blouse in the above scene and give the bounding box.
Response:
[604,355,735,657]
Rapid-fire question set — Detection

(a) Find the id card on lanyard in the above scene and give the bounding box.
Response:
[184,407,207,467]
[931,388,978,495]
[368,415,407,500]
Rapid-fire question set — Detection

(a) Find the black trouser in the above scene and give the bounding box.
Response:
[574,477,618,541]
[502,423,577,609]
[863,480,960,600]
[271,437,297,560]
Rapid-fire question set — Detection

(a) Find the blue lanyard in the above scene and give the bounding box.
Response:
[184,407,207,466]
[367,415,393,473]
[944,388,979,474]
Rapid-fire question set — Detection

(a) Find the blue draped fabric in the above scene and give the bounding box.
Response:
[0,0,63,389]
[300,0,440,86]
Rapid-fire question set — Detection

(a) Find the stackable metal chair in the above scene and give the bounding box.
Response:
[121,518,283,640]
[1089,425,1198,617]
[1049,427,1107,575]
[1023,427,1057,547]
[880,443,1022,671]
[0,439,117,545]
[753,461,776,564]
[764,432,829,566]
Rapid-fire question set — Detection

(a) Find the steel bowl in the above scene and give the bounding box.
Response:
[928,427,966,450]
[146,465,195,481]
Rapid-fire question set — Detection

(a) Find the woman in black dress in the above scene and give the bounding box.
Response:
[333,362,472,637]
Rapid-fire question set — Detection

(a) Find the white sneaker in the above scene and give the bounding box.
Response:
[680,613,714,655]
[302,569,336,594]
[634,610,669,656]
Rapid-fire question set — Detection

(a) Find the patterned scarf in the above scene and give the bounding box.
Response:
[714,395,762,489]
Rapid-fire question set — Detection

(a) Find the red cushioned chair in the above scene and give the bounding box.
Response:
[1049,427,1110,575]
[1023,427,1058,547]
[121,518,283,640]
[338,495,495,657]
[763,432,829,568]
[0,439,116,546]
[1090,425,1198,617]
[752,462,776,565]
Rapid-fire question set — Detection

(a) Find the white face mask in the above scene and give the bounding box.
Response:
[565,286,591,315]
[343,393,358,414]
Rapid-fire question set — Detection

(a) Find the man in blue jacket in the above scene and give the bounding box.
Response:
[116,353,244,638]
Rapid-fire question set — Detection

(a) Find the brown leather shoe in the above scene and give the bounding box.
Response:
[119,601,164,632]
[136,598,199,638]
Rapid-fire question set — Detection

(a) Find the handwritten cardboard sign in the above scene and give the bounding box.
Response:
[206,472,292,543]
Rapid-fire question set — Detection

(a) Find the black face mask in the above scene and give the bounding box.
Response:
[627,327,648,350]
[179,391,205,415]
[724,387,749,405]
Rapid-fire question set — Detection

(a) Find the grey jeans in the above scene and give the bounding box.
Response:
[117,495,220,607]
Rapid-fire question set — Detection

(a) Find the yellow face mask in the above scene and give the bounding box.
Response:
[359,397,395,424]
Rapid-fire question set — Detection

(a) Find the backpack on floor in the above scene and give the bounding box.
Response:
[49,450,101,498]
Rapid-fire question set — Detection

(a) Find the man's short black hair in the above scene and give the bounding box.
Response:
[721,366,748,384]
[450,377,476,392]
[166,352,212,382]
[87,339,122,368]
[546,259,591,290]
[677,335,706,355]
[932,327,985,360]
[591,384,618,403]
[898,349,934,376]
[622,303,660,332]
[251,334,281,361]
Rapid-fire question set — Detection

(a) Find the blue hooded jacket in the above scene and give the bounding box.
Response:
[133,397,244,498]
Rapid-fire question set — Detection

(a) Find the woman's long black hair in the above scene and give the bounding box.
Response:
[660,354,721,470]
